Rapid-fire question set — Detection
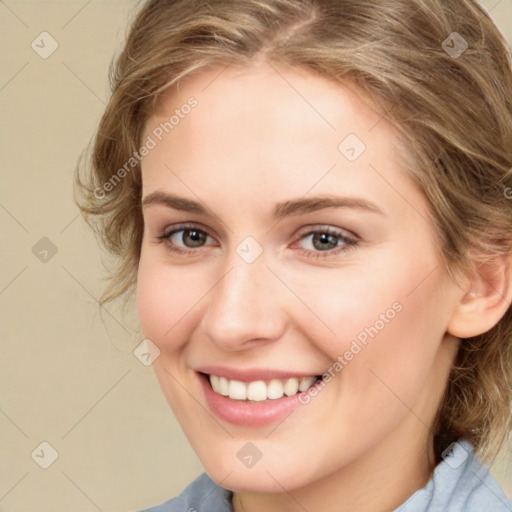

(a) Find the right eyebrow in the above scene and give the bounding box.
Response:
[142,191,208,215]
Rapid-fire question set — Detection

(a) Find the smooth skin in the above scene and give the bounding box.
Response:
[137,59,512,512]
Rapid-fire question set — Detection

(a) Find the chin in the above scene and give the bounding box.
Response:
[196,441,325,494]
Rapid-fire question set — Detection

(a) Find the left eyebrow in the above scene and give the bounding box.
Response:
[141,191,386,218]
[274,195,386,219]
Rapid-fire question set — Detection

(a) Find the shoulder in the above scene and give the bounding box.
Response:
[138,473,232,512]
[396,440,512,512]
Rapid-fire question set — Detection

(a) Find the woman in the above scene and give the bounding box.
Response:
[76,0,512,510]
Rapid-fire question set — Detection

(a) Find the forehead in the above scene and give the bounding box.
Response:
[141,61,423,220]
[146,60,388,148]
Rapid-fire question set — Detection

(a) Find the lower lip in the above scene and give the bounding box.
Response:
[198,373,313,426]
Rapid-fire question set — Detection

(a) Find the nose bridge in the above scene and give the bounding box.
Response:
[201,251,286,349]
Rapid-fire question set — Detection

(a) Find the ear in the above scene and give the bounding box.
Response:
[448,254,512,338]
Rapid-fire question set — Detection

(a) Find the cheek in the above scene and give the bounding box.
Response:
[336,278,450,421]
[289,247,449,388]
[136,250,203,350]
[282,256,413,358]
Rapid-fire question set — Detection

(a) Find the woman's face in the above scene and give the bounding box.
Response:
[137,61,463,492]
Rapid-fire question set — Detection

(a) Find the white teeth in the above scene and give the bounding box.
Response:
[267,379,284,399]
[228,379,247,400]
[208,374,318,401]
[210,374,220,393]
[218,376,229,396]
[298,376,317,392]
[247,381,267,401]
[283,377,299,396]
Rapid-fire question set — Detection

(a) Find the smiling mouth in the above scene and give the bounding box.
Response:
[205,373,322,402]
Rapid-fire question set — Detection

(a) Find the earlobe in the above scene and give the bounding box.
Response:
[447,254,512,339]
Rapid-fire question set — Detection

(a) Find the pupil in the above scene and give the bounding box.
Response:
[314,232,338,250]
[184,229,205,247]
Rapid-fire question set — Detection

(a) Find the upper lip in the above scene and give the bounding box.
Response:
[196,365,321,382]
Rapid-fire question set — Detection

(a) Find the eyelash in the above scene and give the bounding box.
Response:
[156,223,358,259]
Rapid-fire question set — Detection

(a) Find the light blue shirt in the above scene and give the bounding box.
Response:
[140,440,511,511]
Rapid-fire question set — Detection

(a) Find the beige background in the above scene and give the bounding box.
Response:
[0,1,511,511]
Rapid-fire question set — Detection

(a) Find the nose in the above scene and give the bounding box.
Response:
[200,253,288,351]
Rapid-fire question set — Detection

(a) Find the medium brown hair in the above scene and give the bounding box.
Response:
[76,0,512,463]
